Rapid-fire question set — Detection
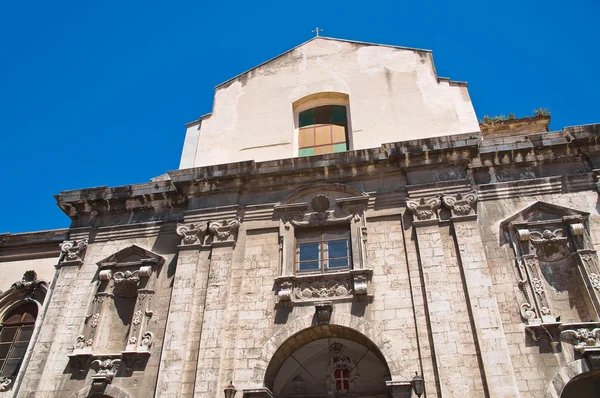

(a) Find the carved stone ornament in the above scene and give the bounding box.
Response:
[278,281,293,302]
[530,229,568,245]
[590,273,600,290]
[140,331,153,349]
[75,335,86,350]
[406,196,441,221]
[208,218,241,241]
[560,327,600,352]
[59,238,88,264]
[91,357,121,392]
[315,301,333,324]
[441,191,478,217]
[11,270,41,290]
[176,222,207,246]
[353,274,368,295]
[295,279,352,300]
[311,195,331,212]
[0,377,12,392]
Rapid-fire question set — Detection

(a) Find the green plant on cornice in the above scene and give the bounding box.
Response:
[534,107,551,117]
[481,114,508,125]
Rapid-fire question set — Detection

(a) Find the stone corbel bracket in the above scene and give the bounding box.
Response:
[275,269,373,306]
[90,357,121,393]
[58,238,88,267]
[525,322,563,351]
[441,190,478,221]
[315,301,333,324]
[176,222,208,249]
[208,218,241,246]
[405,196,441,226]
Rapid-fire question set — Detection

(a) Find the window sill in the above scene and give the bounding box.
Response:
[275,269,372,304]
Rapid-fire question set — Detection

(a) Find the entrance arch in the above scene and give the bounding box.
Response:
[263,324,391,397]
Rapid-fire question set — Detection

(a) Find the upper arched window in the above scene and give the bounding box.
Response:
[298,105,349,156]
[0,303,37,382]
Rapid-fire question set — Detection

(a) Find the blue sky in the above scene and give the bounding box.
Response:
[1,0,598,233]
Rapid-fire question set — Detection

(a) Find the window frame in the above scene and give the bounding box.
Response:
[0,304,37,380]
[292,92,353,158]
[297,105,350,157]
[294,226,352,274]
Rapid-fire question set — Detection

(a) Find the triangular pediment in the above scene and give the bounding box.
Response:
[500,201,589,230]
[96,245,165,268]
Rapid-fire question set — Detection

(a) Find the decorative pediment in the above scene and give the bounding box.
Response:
[96,245,165,269]
[277,183,368,206]
[275,184,368,228]
[501,201,589,230]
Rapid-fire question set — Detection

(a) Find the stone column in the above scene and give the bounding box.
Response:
[406,196,472,397]
[156,222,210,398]
[442,192,520,398]
[194,218,240,398]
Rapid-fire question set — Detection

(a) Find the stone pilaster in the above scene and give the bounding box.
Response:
[442,192,520,398]
[406,196,472,397]
[194,218,240,398]
[156,222,210,398]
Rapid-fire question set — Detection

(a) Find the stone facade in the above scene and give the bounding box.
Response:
[1,37,600,398]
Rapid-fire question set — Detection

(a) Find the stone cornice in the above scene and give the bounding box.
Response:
[53,124,600,226]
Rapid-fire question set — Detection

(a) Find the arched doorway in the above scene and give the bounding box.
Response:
[561,370,600,397]
[264,325,391,398]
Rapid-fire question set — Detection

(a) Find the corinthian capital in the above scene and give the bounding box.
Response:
[406,196,441,222]
[442,191,478,218]
[208,218,241,242]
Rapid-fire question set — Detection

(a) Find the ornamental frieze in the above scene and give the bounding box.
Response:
[276,269,372,305]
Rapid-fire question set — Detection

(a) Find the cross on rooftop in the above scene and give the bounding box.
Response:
[312,27,323,37]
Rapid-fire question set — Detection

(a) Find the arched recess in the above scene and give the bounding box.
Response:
[68,383,131,398]
[544,359,593,398]
[251,313,403,388]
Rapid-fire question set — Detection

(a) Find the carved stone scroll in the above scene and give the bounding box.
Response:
[176,222,207,246]
[208,218,241,243]
[59,238,88,266]
[406,196,441,225]
[441,191,477,219]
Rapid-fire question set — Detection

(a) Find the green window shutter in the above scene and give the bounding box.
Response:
[299,109,314,128]
[330,105,347,124]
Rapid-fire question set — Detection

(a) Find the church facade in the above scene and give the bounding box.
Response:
[1,37,600,398]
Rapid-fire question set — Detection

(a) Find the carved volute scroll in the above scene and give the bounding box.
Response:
[58,238,88,266]
[405,196,441,225]
[70,245,164,379]
[501,202,600,345]
[208,218,241,245]
[273,184,371,305]
[441,191,478,220]
[176,222,207,247]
